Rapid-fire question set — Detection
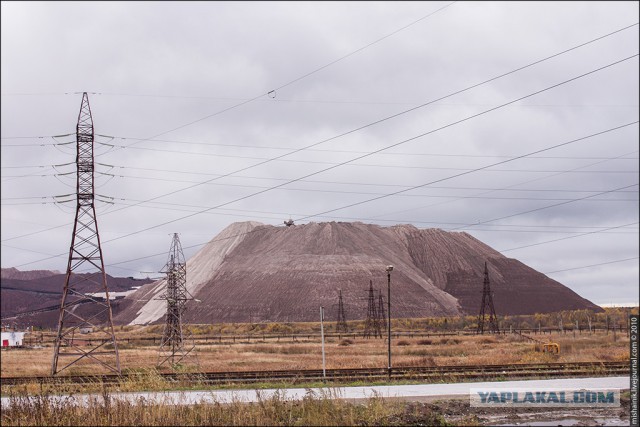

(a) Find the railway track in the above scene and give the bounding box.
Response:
[0,361,628,387]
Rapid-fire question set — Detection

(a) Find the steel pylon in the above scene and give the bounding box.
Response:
[336,289,348,333]
[51,93,120,376]
[476,261,500,334]
[157,233,198,370]
[363,280,382,338]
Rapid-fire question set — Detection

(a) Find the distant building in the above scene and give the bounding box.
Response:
[79,327,93,334]
[1,331,25,347]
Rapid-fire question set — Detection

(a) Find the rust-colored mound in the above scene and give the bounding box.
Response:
[1,272,153,328]
[116,221,600,325]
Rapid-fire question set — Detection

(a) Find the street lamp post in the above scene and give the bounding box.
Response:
[320,306,326,382]
[386,265,393,379]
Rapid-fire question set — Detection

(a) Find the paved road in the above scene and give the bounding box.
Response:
[1,376,629,408]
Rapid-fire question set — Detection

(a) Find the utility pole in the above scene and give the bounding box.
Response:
[476,262,500,334]
[336,289,348,333]
[386,265,393,380]
[51,93,120,376]
[320,306,326,382]
[157,233,199,370]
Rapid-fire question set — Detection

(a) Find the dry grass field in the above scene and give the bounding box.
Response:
[1,310,634,426]
[1,326,630,378]
[2,308,635,378]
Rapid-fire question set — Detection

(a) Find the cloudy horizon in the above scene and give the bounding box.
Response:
[1,1,638,307]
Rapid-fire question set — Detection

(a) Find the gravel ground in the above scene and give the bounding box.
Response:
[391,394,630,426]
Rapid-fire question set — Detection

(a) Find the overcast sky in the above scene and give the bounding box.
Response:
[1,1,638,307]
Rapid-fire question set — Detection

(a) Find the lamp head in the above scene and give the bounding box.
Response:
[386,265,394,272]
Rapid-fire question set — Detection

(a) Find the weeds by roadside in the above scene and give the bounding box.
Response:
[1,386,453,426]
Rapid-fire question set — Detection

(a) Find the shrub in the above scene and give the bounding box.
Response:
[417,339,432,345]
[396,340,410,346]
[439,338,460,345]
[339,339,354,346]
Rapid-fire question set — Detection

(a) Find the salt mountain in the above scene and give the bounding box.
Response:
[115,221,600,325]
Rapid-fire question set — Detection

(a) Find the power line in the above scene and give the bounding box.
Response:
[108,22,638,154]
[361,140,636,227]
[87,139,640,173]
[296,117,639,222]
[272,2,458,94]
[89,24,639,210]
[3,25,637,238]
[81,193,638,229]
[543,257,639,274]
[0,133,73,140]
[499,221,639,253]
[88,168,639,188]
[59,195,635,232]
[4,152,636,172]
[94,56,640,243]
[64,171,639,201]
[373,146,640,219]
[90,133,640,161]
[4,32,637,267]
[3,54,638,251]
[41,161,640,192]
[13,93,637,107]
[456,184,638,230]
[110,2,456,152]
[2,22,636,152]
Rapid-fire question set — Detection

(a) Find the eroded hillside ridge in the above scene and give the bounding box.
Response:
[1,271,153,328]
[1,267,61,281]
[115,221,600,325]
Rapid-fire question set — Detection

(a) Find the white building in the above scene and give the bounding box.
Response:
[1,331,25,347]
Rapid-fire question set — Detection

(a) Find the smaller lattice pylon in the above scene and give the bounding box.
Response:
[476,261,500,334]
[336,289,348,333]
[377,290,386,326]
[363,280,382,338]
[157,233,199,370]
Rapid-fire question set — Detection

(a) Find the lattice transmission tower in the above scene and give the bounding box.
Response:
[157,233,199,370]
[476,262,500,334]
[363,280,382,338]
[51,92,120,376]
[335,289,348,333]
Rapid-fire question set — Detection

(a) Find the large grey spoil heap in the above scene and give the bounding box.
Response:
[116,221,600,325]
